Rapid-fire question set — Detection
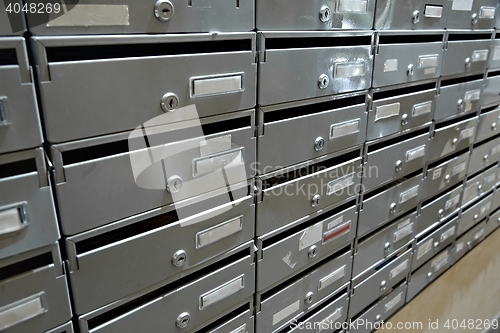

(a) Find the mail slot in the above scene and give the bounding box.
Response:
[46,321,74,333]
[27,0,254,35]
[468,135,500,175]
[256,253,351,333]
[0,37,43,154]
[424,151,470,200]
[442,31,493,77]
[418,185,463,235]
[407,247,451,301]
[258,93,368,173]
[76,244,254,333]
[483,70,500,107]
[349,283,407,332]
[368,81,436,141]
[258,31,373,106]
[51,110,255,236]
[66,192,254,315]
[490,33,500,69]
[256,0,375,31]
[435,74,484,122]
[447,0,497,29]
[453,220,486,265]
[359,172,423,237]
[364,128,429,191]
[256,148,362,236]
[0,1,25,35]
[353,211,416,278]
[32,33,257,143]
[373,31,444,88]
[459,192,494,236]
[0,148,59,260]
[462,164,498,205]
[412,217,458,271]
[349,249,412,316]
[429,114,478,162]
[0,244,72,333]
[257,201,356,292]
[374,0,449,30]
[486,206,500,236]
[476,105,500,142]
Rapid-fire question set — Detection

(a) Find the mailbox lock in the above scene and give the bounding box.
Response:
[311,194,321,208]
[314,137,325,151]
[395,160,403,172]
[375,315,382,324]
[384,242,391,255]
[444,174,451,183]
[433,241,440,251]
[161,92,179,112]
[401,114,409,126]
[412,10,420,24]
[438,209,444,218]
[484,154,489,161]
[155,0,174,22]
[166,175,183,193]
[390,203,397,214]
[427,272,433,281]
[407,64,415,77]
[308,245,318,258]
[471,13,478,25]
[452,137,458,146]
[492,122,497,131]
[318,74,330,89]
[176,312,191,328]
[477,184,483,191]
[473,214,479,221]
[465,57,471,69]
[319,6,332,23]
[171,250,188,267]
[380,280,387,291]
[497,217,500,224]
[467,241,472,250]
[457,99,465,112]
[305,292,314,305]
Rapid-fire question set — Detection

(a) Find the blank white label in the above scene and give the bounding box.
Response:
[398,218,411,229]
[0,295,44,331]
[299,222,323,251]
[337,0,368,13]
[194,148,244,177]
[431,251,449,271]
[384,59,399,72]
[273,300,300,325]
[425,5,443,17]
[463,184,477,204]
[327,173,355,195]
[319,266,346,290]
[48,5,130,26]
[456,242,464,253]
[460,127,475,139]
[406,145,426,162]
[417,239,433,260]
[0,206,24,236]
[385,292,403,313]
[433,168,442,180]
[441,226,456,242]
[196,216,242,248]
[445,194,460,210]
[375,103,400,121]
[452,0,474,11]
[335,62,365,78]
[389,260,408,280]
[473,228,485,241]
[418,55,439,68]
[317,307,343,332]
[330,119,360,139]
[452,161,467,176]
[400,186,419,203]
[479,6,496,19]
[327,215,343,230]
[491,144,500,156]
[413,101,433,117]
[200,276,244,309]
[480,202,491,216]
[193,75,243,97]
[472,50,489,63]
[393,224,413,242]
[424,67,437,75]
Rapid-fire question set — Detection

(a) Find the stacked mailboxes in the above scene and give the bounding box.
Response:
[1,1,500,333]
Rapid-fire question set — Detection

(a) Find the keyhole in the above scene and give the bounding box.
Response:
[169,99,174,108]
[163,7,170,13]
[182,318,188,325]
[325,11,329,18]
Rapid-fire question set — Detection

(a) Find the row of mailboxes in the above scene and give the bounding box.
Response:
[2,0,500,35]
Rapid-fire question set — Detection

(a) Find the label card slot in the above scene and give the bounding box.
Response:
[406,145,426,162]
[192,74,243,98]
[413,101,433,117]
[334,62,365,78]
[196,216,243,248]
[400,185,419,204]
[327,173,355,195]
[0,294,45,331]
[330,119,360,139]
[319,265,346,291]
[200,275,245,309]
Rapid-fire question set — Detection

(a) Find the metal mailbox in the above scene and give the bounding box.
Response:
[429,115,477,162]
[407,247,451,301]
[364,129,429,191]
[453,220,486,264]
[489,32,500,69]
[0,1,25,35]
[468,135,500,175]
[442,31,492,77]
[368,81,436,141]
[353,211,416,278]
[462,164,497,205]
[256,148,362,236]
[423,151,470,200]
[418,186,463,235]
[0,37,43,154]
[256,0,376,31]
[485,206,500,236]
[0,148,59,260]
[27,0,254,35]
[258,93,368,173]
[0,244,72,333]
[256,257,351,333]
[66,194,254,315]
[349,249,412,316]
[374,0,449,30]
[77,243,255,333]
[51,110,256,236]
[412,217,458,271]
[257,201,356,292]
[32,33,257,143]
[435,74,484,122]
[446,0,497,30]
[483,70,500,107]
[458,192,494,235]
[373,31,444,88]
[476,105,500,142]
[359,173,423,237]
[258,31,373,106]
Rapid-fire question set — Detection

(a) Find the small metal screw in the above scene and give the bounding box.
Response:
[471,13,478,25]
[390,203,397,214]
[161,92,179,112]
[452,137,459,146]
[166,175,183,193]
[395,160,403,172]
[412,10,420,24]
[155,0,174,22]
[384,242,391,255]
[407,64,415,77]
[433,241,440,250]
[427,272,433,280]
[311,194,321,208]
[465,57,471,69]
[438,209,444,218]
[319,6,331,22]
[380,280,387,291]
[308,245,318,258]
[318,74,330,89]
[401,114,409,126]
[172,250,187,267]
[305,292,314,305]
[176,312,191,328]
[444,174,451,183]
[314,137,325,152]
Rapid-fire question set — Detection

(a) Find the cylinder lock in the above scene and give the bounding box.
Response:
[465,57,472,69]
[176,312,191,328]
[412,10,420,24]
[318,74,330,89]
[172,250,187,267]
[304,292,314,305]
[155,0,174,22]
[161,92,179,112]
[308,245,318,258]
[311,194,321,208]
[319,6,332,22]
[314,137,325,151]
[395,160,403,172]
[407,64,415,77]
[166,175,183,193]
[390,203,397,214]
[471,13,478,25]
[401,114,409,126]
